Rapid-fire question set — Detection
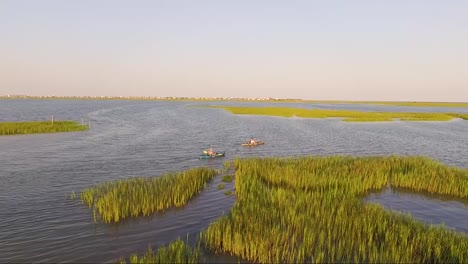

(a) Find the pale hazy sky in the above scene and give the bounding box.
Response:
[1,0,467,101]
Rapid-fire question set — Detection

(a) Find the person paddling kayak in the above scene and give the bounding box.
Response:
[241,139,264,146]
[207,148,216,157]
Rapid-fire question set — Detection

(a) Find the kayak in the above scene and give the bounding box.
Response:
[241,141,264,146]
[200,152,225,159]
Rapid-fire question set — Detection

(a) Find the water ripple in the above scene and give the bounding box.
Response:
[0,100,467,262]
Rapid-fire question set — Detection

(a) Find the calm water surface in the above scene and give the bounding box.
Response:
[0,99,467,263]
[366,188,468,234]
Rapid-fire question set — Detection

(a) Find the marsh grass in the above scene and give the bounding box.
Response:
[0,121,89,135]
[448,113,468,120]
[80,168,217,223]
[203,156,468,263]
[120,237,201,264]
[217,184,225,190]
[212,106,464,122]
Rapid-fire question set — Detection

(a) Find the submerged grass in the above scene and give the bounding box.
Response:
[221,175,233,183]
[203,156,468,263]
[212,106,464,122]
[80,168,217,223]
[0,121,89,135]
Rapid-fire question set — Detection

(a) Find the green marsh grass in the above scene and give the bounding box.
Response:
[0,121,89,135]
[120,238,200,264]
[80,168,217,223]
[217,184,225,189]
[203,156,468,263]
[448,113,468,120]
[213,106,464,122]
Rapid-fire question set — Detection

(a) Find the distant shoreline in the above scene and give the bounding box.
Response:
[0,95,301,102]
[1,95,467,107]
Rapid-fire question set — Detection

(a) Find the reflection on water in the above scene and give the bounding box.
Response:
[365,188,468,234]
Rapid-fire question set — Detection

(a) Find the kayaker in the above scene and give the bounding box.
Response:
[249,138,257,145]
[207,148,216,156]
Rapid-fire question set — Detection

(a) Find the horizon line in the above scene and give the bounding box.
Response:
[1,94,468,104]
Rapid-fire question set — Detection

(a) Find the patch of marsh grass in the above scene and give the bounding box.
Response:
[203,156,468,263]
[212,106,464,122]
[119,237,200,264]
[0,121,89,135]
[80,168,217,223]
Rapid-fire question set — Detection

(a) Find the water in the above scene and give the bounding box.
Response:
[0,99,467,262]
[366,188,468,234]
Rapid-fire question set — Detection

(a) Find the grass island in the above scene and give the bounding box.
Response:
[0,120,89,135]
[208,106,468,122]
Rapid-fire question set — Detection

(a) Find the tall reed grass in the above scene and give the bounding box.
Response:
[213,106,464,122]
[119,237,200,264]
[81,168,217,223]
[203,156,468,263]
[0,121,89,135]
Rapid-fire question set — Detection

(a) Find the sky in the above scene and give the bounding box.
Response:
[1,0,467,101]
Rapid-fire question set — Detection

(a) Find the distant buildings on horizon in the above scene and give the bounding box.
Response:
[3,95,466,103]
[0,94,302,101]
